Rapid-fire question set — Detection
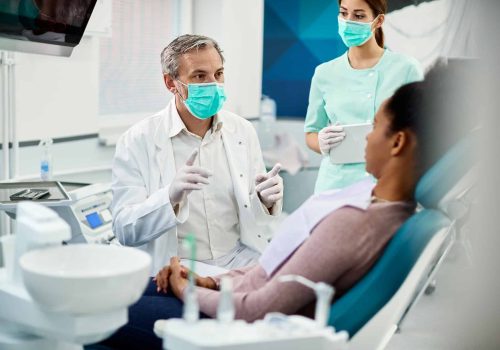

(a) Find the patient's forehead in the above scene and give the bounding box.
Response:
[375,99,390,123]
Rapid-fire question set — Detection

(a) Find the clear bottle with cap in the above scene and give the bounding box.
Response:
[259,95,277,150]
[39,138,53,181]
[182,234,200,323]
[217,276,235,323]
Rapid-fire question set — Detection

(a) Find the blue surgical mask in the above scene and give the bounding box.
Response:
[338,16,377,48]
[177,81,226,120]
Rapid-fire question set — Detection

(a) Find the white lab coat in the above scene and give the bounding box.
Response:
[111,101,282,274]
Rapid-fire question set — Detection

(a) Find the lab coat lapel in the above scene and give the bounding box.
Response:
[221,113,249,208]
[154,104,176,187]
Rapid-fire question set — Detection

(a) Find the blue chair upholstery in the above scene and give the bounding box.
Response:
[415,134,476,209]
[328,209,450,337]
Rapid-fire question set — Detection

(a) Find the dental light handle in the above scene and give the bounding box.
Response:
[279,275,334,328]
[13,202,70,285]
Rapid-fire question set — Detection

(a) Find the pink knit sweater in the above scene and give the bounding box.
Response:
[193,201,415,321]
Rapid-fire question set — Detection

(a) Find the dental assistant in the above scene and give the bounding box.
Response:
[111,35,283,274]
[305,0,423,193]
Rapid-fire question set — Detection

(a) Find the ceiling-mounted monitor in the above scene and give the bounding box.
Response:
[0,0,98,57]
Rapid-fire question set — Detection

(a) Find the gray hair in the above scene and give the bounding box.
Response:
[161,34,225,78]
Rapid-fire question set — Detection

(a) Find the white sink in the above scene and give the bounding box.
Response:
[19,244,151,314]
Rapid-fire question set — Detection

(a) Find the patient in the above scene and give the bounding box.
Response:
[96,64,468,349]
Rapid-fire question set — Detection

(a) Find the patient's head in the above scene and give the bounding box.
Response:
[365,61,472,191]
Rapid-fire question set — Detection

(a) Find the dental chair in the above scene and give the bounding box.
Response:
[328,135,477,350]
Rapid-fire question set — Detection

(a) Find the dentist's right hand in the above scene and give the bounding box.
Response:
[168,149,212,207]
[318,125,346,155]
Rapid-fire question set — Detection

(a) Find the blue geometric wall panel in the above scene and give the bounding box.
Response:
[263,0,347,118]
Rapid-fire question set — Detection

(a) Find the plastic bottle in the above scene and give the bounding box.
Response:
[259,95,277,150]
[183,283,200,323]
[182,235,200,323]
[216,276,235,323]
[39,138,53,181]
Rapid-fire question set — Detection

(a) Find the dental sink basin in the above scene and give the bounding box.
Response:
[19,244,151,314]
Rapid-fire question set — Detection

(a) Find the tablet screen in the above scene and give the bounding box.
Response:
[329,123,373,164]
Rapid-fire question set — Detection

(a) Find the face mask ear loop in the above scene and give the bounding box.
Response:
[175,79,188,101]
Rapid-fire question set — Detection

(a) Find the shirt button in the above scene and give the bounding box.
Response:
[240,174,243,178]
[367,93,372,99]
[238,141,243,145]
[244,204,248,208]
[368,72,374,77]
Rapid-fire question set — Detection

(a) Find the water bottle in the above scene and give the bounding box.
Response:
[216,276,235,323]
[39,138,53,181]
[259,95,277,150]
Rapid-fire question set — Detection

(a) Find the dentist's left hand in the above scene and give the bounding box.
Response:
[255,163,283,209]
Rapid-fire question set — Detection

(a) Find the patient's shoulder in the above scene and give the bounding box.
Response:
[312,202,415,241]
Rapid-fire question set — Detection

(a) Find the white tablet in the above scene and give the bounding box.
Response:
[329,123,373,164]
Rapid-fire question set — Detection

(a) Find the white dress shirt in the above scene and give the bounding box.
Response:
[171,113,240,260]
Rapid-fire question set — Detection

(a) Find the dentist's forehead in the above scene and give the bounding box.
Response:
[177,46,224,75]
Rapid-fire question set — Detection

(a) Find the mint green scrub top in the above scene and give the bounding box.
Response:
[304,49,424,193]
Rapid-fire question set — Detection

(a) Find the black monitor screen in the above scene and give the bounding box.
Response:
[0,0,97,47]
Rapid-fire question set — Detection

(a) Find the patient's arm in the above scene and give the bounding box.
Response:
[193,208,366,321]
[209,265,257,290]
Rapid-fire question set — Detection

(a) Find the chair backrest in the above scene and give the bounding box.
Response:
[328,209,450,337]
[415,133,476,210]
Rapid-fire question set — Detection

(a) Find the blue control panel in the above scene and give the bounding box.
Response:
[85,212,103,229]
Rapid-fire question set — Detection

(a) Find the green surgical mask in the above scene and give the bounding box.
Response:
[338,16,378,48]
[177,80,226,120]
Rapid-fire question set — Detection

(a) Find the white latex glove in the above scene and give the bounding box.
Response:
[318,125,346,155]
[255,163,283,209]
[169,149,212,207]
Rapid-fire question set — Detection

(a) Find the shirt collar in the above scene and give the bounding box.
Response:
[168,100,224,138]
[169,101,186,138]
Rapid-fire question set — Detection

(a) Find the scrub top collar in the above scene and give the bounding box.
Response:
[344,48,388,72]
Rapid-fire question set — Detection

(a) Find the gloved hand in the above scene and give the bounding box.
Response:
[318,125,345,155]
[169,149,212,207]
[255,163,283,209]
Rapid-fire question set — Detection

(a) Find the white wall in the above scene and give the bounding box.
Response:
[192,0,263,117]
[385,0,476,70]
[13,36,99,141]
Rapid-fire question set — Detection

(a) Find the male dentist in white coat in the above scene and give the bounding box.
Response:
[111,34,283,274]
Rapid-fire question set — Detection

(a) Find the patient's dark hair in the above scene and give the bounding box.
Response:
[384,60,475,174]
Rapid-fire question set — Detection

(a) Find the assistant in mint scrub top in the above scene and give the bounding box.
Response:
[304,0,423,193]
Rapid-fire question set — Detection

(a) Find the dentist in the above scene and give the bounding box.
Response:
[111,34,283,274]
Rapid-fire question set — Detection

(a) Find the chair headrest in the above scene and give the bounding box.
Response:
[329,209,450,337]
[415,133,477,210]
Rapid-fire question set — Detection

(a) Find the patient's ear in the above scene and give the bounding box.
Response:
[390,131,408,156]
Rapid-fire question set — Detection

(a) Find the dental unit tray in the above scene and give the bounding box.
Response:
[9,189,50,201]
[0,181,72,215]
